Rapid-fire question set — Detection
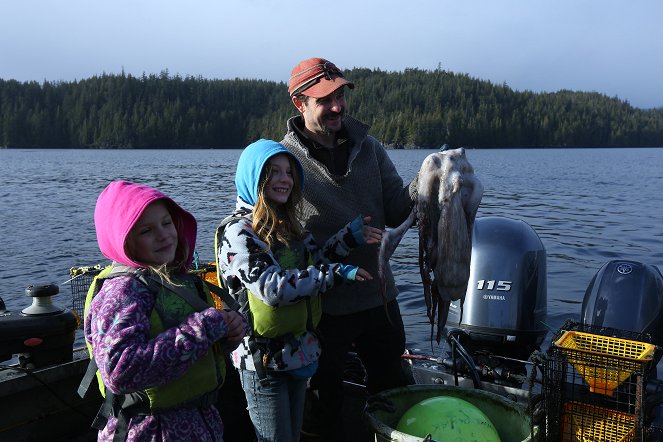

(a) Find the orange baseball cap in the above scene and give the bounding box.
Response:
[288,57,354,98]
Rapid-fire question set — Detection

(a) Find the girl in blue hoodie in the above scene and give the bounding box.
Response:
[217,139,381,441]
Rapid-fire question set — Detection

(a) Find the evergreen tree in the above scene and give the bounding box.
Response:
[0,69,661,148]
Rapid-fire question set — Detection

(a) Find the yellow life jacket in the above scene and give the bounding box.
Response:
[82,264,226,412]
[215,215,321,339]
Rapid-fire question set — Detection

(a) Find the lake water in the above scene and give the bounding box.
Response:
[1,147,662,353]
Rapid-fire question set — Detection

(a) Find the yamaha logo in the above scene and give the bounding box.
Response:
[617,263,633,275]
[475,280,511,301]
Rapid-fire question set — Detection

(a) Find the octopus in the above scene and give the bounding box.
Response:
[379,147,483,343]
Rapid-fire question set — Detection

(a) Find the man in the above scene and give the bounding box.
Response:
[281,57,417,440]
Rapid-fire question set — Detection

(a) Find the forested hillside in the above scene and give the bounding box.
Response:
[1,68,662,148]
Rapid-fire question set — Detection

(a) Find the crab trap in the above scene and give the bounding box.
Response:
[543,321,657,441]
[68,265,102,329]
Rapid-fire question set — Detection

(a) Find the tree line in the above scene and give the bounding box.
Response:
[1,68,662,149]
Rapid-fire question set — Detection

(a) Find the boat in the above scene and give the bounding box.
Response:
[2,215,663,441]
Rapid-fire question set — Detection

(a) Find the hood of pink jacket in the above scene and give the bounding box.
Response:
[94,180,197,271]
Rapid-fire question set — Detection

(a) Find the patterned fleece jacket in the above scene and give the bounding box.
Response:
[281,115,416,315]
[218,198,368,372]
[86,180,248,442]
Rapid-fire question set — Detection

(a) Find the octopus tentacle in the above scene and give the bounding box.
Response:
[418,209,433,325]
[378,208,417,302]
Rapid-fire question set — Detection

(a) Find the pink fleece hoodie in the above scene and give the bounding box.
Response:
[94,181,197,271]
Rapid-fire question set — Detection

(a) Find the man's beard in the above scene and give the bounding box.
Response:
[321,109,344,136]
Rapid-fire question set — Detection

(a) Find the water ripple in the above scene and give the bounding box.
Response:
[2,147,662,352]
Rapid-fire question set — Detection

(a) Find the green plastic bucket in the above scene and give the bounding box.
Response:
[365,384,537,442]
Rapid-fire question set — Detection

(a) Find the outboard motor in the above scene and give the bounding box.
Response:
[581,260,663,353]
[0,284,78,368]
[581,260,663,438]
[446,216,548,362]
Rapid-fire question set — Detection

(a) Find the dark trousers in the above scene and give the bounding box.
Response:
[311,299,410,441]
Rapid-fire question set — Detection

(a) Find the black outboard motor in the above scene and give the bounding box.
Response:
[581,260,663,354]
[446,216,548,361]
[0,284,78,368]
[581,260,663,439]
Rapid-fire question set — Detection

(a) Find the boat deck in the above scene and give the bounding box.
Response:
[0,348,100,441]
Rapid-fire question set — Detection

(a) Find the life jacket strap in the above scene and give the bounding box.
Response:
[110,264,212,312]
[110,391,150,442]
[92,388,219,440]
[90,389,113,431]
[201,279,241,312]
[248,336,270,386]
[78,355,98,398]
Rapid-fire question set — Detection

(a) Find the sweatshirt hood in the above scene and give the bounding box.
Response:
[235,139,304,206]
[94,180,197,271]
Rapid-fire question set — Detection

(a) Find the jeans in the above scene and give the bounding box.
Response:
[216,356,255,442]
[311,299,410,441]
[239,368,308,442]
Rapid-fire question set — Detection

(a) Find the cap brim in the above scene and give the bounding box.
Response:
[300,77,354,98]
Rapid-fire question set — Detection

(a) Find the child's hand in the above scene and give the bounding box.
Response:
[354,268,373,282]
[335,264,372,282]
[220,310,247,350]
[361,216,383,245]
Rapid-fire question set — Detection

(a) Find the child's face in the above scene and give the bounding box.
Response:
[127,200,178,267]
[264,154,294,206]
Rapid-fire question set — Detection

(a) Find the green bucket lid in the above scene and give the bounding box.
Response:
[396,396,501,441]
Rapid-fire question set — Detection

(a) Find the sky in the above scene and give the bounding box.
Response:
[2,0,662,109]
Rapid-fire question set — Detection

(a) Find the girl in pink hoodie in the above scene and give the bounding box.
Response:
[85,180,247,441]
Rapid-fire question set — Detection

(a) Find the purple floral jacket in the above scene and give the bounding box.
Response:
[84,275,248,441]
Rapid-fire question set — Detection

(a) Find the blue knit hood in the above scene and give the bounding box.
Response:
[235,139,304,205]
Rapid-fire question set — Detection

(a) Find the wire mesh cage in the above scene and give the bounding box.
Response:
[561,401,638,442]
[543,320,657,442]
[68,265,103,329]
[555,330,656,396]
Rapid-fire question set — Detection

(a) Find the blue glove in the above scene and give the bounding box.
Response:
[348,215,366,246]
[336,264,359,281]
